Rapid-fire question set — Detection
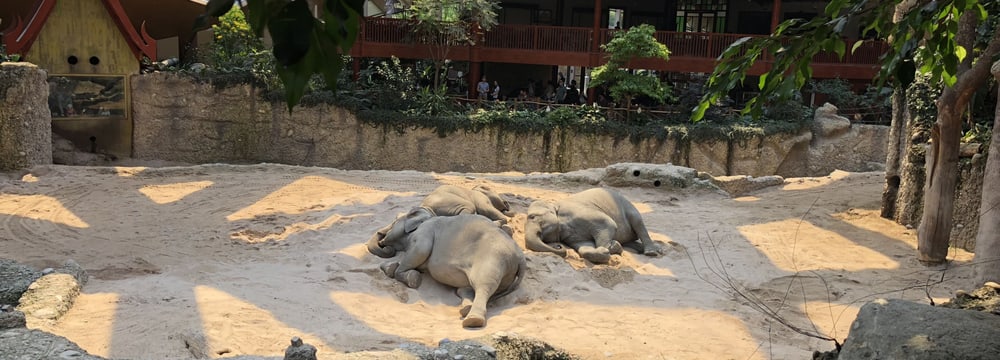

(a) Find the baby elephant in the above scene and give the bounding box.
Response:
[421,184,511,223]
[366,207,526,328]
[524,188,660,264]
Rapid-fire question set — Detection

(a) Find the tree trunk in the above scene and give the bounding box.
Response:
[881,87,909,219]
[916,106,963,264]
[972,61,1000,284]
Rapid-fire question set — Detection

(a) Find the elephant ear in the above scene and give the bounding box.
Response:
[403,207,434,233]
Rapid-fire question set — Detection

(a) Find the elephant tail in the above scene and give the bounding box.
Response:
[490,256,527,303]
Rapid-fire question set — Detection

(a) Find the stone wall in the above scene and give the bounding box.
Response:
[0,63,52,171]
[130,73,888,177]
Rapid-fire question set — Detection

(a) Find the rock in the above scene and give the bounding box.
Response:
[710,175,784,197]
[960,142,981,157]
[0,258,42,306]
[433,349,450,360]
[838,299,1000,360]
[0,327,105,359]
[601,163,720,192]
[0,63,52,171]
[812,103,852,137]
[57,259,88,286]
[15,273,81,325]
[984,282,1000,290]
[284,336,317,360]
[0,309,26,329]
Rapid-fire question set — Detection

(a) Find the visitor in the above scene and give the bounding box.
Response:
[542,80,555,102]
[477,76,490,101]
[491,80,501,101]
[555,78,566,104]
[563,80,580,105]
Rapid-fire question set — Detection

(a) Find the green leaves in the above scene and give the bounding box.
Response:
[694,0,996,122]
[196,0,363,112]
[591,24,672,109]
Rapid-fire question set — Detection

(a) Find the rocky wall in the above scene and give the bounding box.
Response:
[130,73,888,177]
[0,63,52,171]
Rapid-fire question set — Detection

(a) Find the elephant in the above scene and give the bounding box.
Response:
[366,207,526,328]
[523,188,660,264]
[420,184,511,223]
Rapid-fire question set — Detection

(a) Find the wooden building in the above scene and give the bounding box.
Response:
[1,0,160,158]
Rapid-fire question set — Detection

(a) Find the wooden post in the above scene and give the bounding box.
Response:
[770,0,782,32]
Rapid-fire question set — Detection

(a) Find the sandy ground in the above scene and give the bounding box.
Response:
[0,163,977,360]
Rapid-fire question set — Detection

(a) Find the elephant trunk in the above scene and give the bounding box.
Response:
[524,228,567,257]
[366,226,397,258]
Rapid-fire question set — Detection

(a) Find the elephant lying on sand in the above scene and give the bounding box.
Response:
[524,188,660,264]
[420,184,511,223]
[366,207,526,328]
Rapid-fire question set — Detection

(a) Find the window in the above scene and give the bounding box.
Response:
[675,0,727,33]
[47,76,126,119]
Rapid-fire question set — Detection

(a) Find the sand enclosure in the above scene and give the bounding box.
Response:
[0,164,976,359]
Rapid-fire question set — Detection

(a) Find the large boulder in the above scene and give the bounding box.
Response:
[838,299,1000,360]
[16,273,82,326]
[601,162,720,191]
[0,328,105,360]
[0,62,52,171]
[0,259,42,306]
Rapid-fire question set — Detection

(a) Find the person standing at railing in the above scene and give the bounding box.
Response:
[555,78,567,104]
[477,76,490,101]
[491,80,501,101]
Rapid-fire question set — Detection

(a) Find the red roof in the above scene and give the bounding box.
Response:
[2,0,156,61]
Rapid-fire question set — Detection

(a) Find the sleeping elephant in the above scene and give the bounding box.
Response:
[524,188,660,264]
[366,207,526,328]
[420,184,511,223]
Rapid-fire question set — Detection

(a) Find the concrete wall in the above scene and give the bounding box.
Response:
[0,63,52,171]
[130,72,888,178]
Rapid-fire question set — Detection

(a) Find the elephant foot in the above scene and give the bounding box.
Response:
[642,243,663,257]
[380,262,399,277]
[462,314,486,328]
[501,224,513,237]
[607,241,623,255]
[459,305,472,317]
[581,251,611,264]
[403,271,422,288]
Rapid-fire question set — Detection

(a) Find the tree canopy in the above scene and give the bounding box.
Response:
[693,0,1000,121]
[589,24,672,110]
[196,0,364,111]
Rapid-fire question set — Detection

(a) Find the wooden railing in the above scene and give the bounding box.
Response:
[357,18,886,67]
[483,24,592,52]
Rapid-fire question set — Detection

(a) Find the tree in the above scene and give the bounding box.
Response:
[196,0,364,111]
[695,0,1000,267]
[974,60,1000,285]
[406,0,499,89]
[588,24,672,112]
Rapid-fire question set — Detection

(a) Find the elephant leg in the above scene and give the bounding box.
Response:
[380,262,400,277]
[394,269,422,288]
[572,244,611,264]
[626,210,659,256]
[456,287,475,317]
[622,241,645,253]
[462,283,499,328]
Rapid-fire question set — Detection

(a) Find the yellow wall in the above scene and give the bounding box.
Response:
[26,0,139,75]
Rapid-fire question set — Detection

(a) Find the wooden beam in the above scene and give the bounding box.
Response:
[771,0,782,32]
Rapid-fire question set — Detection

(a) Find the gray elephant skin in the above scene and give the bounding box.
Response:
[366,207,526,328]
[420,184,510,222]
[524,188,659,264]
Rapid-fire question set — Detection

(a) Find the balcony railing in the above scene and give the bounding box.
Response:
[357,18,886,72]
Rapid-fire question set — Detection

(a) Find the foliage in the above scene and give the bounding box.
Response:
[0,43,19,62]
[406,0,500,88]
[198,0,363,111]
[590,24,672,110]
[364,57,420,110]
[406,85,460,116]
[809,79,891,123]
[694,0,998,121]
